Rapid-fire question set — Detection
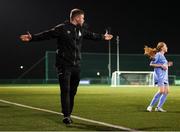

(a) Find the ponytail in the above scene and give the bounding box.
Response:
[144,42,166,59]
[144,45,157,59]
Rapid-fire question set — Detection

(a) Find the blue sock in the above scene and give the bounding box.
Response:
[149,92,162,107]
[157,93,167,108]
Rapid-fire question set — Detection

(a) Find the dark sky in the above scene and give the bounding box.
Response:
[0,0,180,79]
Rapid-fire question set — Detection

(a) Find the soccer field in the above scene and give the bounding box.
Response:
[0,84,180,131]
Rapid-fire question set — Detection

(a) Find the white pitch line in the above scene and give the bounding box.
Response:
[0,99,135,131]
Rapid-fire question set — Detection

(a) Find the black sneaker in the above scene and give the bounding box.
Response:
[70,117,73,123]
[63,117,73,125]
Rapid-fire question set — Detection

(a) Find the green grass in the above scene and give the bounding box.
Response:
[0,84,180,131]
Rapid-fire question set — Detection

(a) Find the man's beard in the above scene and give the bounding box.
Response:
[77,22,83,27]
[77,23,88,29]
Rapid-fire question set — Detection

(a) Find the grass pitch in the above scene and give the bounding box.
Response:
[0,84,180,131]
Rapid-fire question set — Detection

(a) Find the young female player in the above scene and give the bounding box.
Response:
[144,42,173,112]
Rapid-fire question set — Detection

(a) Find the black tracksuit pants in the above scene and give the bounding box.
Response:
[57,65,80,117]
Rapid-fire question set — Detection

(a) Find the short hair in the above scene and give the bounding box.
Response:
[70,8,84,20]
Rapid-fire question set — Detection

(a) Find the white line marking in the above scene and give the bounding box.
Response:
[0,99,135,131]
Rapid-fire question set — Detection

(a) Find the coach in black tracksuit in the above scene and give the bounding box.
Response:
[20,8,113,124]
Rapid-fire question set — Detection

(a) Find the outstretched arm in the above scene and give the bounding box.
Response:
[20,30,56,42]
[83,29,113,41]
[20,25,63,42]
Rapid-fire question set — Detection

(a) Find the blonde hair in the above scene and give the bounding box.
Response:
[144,42,166,59]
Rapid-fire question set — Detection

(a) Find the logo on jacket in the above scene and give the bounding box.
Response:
[67,30,71,34]
[78,31,82,37]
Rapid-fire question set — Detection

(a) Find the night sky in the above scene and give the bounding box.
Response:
[0,0,180,79]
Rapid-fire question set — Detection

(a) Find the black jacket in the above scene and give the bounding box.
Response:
[31,21,105,67]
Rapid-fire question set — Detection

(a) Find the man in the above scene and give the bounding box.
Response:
[20,8,113,124]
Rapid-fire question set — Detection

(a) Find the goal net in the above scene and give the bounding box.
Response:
[111,71,154,87]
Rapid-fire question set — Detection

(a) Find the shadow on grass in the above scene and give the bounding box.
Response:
[47,114,128,131]
[0,105,11,108]
[138,126,171,131]
[141,109,180,113]
[67,122,126,131]
[166,110,180,113]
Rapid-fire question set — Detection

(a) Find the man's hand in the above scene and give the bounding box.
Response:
[20,32,32,42]
[104,31,113,40]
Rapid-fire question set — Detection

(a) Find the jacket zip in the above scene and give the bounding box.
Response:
[74,28,77,65]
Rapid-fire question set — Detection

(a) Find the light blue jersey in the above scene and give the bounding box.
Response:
[150,52,168,86]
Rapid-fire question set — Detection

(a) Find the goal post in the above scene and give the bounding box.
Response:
[111,71,154,87]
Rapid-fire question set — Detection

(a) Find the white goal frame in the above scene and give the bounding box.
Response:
[111,71,155,87]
